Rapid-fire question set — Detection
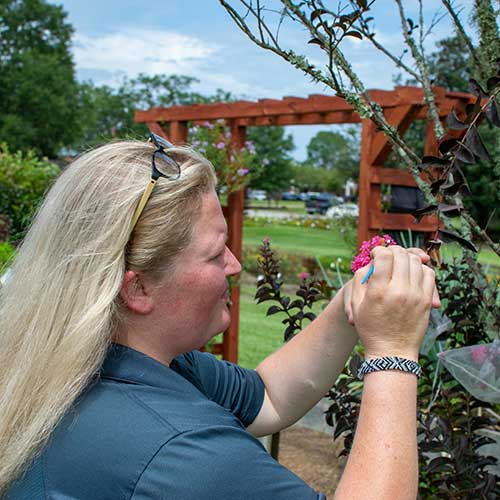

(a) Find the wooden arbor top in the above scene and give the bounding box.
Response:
[135,86,475,363]
[136,85,473,128]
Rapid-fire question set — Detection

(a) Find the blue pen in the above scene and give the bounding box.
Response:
[361,264,374,285]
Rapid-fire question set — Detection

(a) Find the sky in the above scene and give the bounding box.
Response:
[51,0,474,160]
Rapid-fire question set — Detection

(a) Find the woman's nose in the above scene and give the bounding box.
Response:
[225,247,242,276]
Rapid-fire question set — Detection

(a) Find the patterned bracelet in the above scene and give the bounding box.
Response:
[357,356,422,380]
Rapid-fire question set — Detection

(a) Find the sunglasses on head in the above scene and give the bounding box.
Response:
[129,133,181,231]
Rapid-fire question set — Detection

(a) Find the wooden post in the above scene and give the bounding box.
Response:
[169,121,188,144]
[424,119,439,157]
[357,119,374,248]
[223,122,246,363]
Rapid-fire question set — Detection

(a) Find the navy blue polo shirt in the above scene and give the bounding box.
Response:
[7,344,326,499]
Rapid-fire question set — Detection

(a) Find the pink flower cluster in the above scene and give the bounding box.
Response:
[470,344,495,365]
[350,234,396,273]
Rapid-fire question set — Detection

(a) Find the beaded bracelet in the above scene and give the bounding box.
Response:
[357,356,422,380]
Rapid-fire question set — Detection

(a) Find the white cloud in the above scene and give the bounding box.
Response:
[73,28,221,82]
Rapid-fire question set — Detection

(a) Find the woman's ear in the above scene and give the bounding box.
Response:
[119,270,155,314]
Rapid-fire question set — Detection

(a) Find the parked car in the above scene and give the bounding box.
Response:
[281,191,300,201]
[327,203,359,218]
[246,189,267,201]
[305,193,337,215]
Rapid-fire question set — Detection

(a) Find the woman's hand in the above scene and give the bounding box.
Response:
[344,246,439,361]
[343,247,440,324]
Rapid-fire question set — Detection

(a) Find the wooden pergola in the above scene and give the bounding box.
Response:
[135,85,475,363]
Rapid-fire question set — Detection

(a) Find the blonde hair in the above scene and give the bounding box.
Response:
[0,140,217,495]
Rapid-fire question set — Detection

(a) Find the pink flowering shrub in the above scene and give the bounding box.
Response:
[350,234,396,273]
[188,121,265,194]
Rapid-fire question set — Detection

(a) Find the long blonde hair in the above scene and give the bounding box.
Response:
[0,140,217,495]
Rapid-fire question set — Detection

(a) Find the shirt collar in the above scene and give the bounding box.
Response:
[101,343,182,389]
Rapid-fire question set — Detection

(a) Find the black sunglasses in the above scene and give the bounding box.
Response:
[130,133,181,231]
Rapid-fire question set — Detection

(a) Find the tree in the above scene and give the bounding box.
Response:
[0,0,81,157]
[290,163,341,193]
[427,35,471,92]
[247,126,295,193]
[75,74,234,149]
[305,127,360,183]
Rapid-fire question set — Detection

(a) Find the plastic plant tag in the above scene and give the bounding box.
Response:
[420,309,453,356]
[438,341,500,404]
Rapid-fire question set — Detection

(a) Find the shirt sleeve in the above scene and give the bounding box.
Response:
[172,350,265,427]
[132,426,326,500]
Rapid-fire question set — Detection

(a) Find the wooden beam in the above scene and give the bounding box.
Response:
[369,212,439,232]
[369,104,420,165]
[136,86,477,126]
[234,109,361,127]
[370,167,418,187]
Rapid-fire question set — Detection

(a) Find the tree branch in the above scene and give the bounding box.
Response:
[441,0,483,74]
[395,0,445,140]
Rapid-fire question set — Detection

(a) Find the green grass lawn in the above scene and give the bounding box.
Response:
[243,221,354,259]
[243,219,499,269]
[238,282,285,369]
[238,279,323,369]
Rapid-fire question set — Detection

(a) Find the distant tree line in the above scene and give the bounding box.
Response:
[1,0,497,234]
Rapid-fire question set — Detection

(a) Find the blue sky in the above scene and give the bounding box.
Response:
[51,0,473,160]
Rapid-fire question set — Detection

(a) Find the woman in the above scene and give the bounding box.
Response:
[0,136,438,499]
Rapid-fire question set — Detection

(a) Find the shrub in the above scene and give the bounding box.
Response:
[255,239,499,499]
[0,241,15,275]
[0,144,60,242]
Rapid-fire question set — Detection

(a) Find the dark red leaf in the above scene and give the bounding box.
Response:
[451,142,476,164]
[413,204,438,222]
[430,178,445,195]
[486,76,500,91]
[464,126,491,161]
[289,299,304,309]
[469,78,488,97]
[419,155,450,170]
[310,9,329,23]
[446,110,468,130]
[438,229,478,252]
[439,137,459,155]
[308,37,325,48]
[266,305,282,316]
[438,203,462,218]
[344,30,363,39]
[331,22,347,31]
[485,100,500,127]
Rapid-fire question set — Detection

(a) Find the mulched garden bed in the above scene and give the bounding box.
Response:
[277,425,346,497]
